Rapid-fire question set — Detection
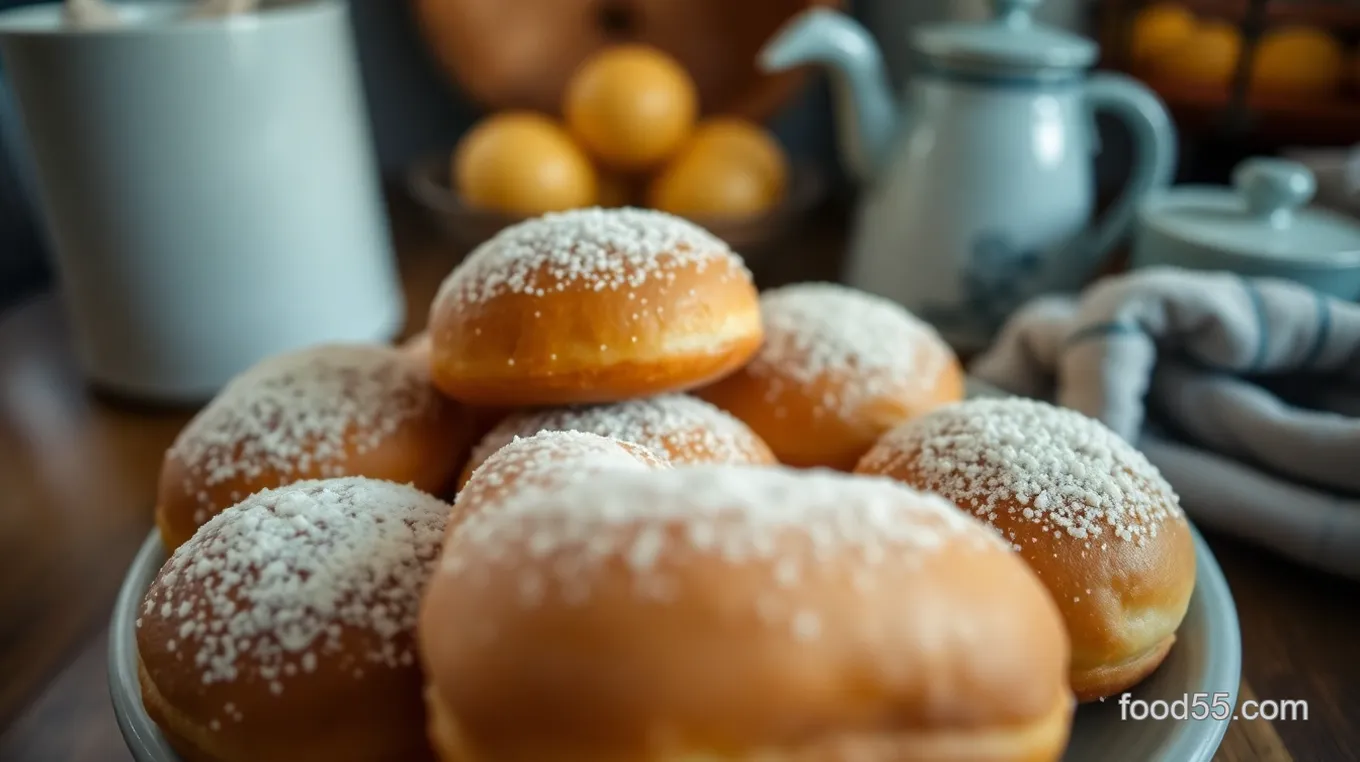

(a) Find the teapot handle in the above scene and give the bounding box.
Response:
[1075,73,1177,273]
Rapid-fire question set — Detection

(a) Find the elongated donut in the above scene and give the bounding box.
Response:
[420,465,1075,762]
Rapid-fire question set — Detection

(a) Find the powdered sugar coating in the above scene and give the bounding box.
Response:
[165,345,442,523]
[750,282,952,418]
[455,430,669,518]
[860,398,1183,547]
[434,207,747,310]
[443,465,1006,634]
[138,477,449,702]
[468,394,772,468]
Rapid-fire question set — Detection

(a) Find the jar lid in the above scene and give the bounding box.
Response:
[1140,158,1360,267]
[911,0,1097,76]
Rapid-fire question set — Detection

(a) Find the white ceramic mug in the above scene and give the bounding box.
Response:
[0,0,404,403]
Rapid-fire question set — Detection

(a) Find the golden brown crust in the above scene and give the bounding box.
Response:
[422,466,1074,762]
[1071,635,1177,703]
[425,687,1074,762]
[855,398,1197,701]
[699,355,964,471]
[695,283,964,471]
[451,430,669,527]
[427,208,763,407]
[139,478,448,762]
[155,344,475,551]
[138,636,434,762]
[457,394,775,487]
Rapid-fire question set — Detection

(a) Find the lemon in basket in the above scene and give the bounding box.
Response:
[647,118,789,218]
[564,45,698,172]
[1252,26,1345,97]
[453,111,598,216]
[1129,3,1197,72]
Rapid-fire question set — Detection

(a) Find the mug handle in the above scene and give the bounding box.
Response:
[1072,72,1177,275]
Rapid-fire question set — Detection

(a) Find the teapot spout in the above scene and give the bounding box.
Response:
[759,9,897,184]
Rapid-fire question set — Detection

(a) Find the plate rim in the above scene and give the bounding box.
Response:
[110,458,1243,762]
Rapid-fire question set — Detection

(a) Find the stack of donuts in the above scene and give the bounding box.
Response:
[137,207,1197,762]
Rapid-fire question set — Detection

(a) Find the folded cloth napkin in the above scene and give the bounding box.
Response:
[970,266,1360,579]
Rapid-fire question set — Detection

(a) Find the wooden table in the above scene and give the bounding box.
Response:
[0,200,1354,762]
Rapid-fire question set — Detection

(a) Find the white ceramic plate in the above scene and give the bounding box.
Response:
[110,525,1241,762]
[110,383,1242,761]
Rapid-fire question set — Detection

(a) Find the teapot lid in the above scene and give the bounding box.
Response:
[913,0,1097,75]
[1139,158,1360,266]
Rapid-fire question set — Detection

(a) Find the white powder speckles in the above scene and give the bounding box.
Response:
[748,283,951,419]
[453,431,669,522]
[165,345,440,521]
[433,207,747,310]
[139,477,449,700]
[863,398,1183,546]
[443,466,1004,637]
[792,610,822,642]
[468,395,771,468]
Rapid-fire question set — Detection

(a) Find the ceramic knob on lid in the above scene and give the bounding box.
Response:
[993,0,1043,25]
[911,0,1097,75]
[1234,158,1318,230]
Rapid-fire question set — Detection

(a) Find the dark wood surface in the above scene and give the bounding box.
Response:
[0,200,1355,762]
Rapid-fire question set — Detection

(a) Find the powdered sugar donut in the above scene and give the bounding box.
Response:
[459,393,775,486]
[697,282,964,470]
[427,207,763,406]
[453,430,669,525]
[137,477,450,762]
[156,343,476,550]
[855,397,1197,701]
[421,465,1074,762]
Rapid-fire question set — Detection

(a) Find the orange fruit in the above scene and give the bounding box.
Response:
[1153,21,1242,88]
[452,112,598,216]
[1129,3,1197,72]
[681,118,789,198]
[563,45,698,172]
[1252,26,1344,97]
[647,122,788,218]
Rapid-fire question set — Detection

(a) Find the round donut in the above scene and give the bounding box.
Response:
[421,465,1075,762]
[855,397,1197,702]
[156,344,475,551]
[137,477,449,762]
[453,429,669,526]
[696,282,964,471]
[427,207,763,407]
[459,393,775,486]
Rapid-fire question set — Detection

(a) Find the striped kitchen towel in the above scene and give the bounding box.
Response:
[970,266,1360,579]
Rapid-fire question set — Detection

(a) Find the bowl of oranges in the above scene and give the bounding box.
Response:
[406,44,822,256]
[1129,2,1353,99]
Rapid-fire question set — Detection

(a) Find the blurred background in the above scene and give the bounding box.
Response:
[3,0,1354,315]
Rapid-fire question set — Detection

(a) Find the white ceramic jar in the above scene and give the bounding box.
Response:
[0,0,405,403]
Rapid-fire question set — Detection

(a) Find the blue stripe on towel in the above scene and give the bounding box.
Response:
[1300,291,1333,369]
[1241,277,1269,372]
[1064,321,1144,348]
